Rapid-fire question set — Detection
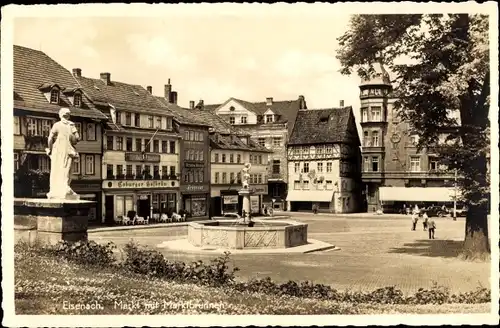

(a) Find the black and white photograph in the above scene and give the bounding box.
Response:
[1,2,498,326]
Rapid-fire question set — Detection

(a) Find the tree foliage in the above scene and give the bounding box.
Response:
[337,14,491,257]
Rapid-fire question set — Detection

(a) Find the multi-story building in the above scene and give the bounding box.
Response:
[155,90,212,220]
[73,71,182,224]
[207,96,306,211]
[13,45,107,222]
[359,69,459,212]
[286,105,362,213]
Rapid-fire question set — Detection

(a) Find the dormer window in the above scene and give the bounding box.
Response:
[50,89,60,104]
[266,115,273,123]
[73,93,82,107]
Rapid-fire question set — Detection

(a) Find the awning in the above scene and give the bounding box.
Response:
[286,190,334,202]
[379,187,460,202]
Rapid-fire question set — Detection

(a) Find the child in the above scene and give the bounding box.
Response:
[422,211,429,231]
[428,219,436,239]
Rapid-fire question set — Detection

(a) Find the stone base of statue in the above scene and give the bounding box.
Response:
[14,198,94,245]
[238,187,254,224]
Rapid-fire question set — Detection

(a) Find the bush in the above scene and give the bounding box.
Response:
[409,282,450,305]
[50,240,117,267]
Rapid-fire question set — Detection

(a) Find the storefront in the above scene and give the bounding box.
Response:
[218,184,267,216]
[378,186,460,213]
[102,179,179,224]
[70,180,102,224]
[180,184,210,219]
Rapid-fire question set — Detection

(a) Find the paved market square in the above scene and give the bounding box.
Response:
[89,213,492,294]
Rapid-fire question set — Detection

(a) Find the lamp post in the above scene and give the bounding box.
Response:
[453,164,457,221]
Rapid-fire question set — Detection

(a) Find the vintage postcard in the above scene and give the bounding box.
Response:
[1,2,499,326]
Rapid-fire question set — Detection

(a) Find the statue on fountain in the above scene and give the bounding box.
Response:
[45,107,81,200]
[239,163,254,226]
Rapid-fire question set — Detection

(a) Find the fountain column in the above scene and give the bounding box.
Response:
[239,163,253,224]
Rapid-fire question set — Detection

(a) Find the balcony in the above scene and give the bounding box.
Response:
[106,174,179,181]
[362,170,459,182]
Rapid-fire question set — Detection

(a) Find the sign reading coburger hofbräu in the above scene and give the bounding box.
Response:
[103,180,177,189]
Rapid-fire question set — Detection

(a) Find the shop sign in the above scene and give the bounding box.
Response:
[184,162,204,168]
[70,182,101,192]
[103,180,178,189]
[223,195,238,204]
[125,152,160,163]
[192,196,206,201]
[250,195,260,213]
[251,185,268,195]
[180,184,209,193]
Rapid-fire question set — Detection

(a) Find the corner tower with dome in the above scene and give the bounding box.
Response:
[359,65,460,213]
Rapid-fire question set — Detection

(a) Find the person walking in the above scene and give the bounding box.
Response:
[411,211,418,231]
[428,219,436,239]
[312,203,318,214]
[422,211,429,231]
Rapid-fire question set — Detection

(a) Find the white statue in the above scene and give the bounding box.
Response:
[46,108,81,200]
[241,163,251,189]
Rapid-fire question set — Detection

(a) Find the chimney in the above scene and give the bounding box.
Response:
[266,97,273,106]
[72,68,82,78]
[197,100,204,110]
[100,72,111,85]
[340,100,344,107]
[298,95,306,109]
[164,78,172,103]
[170,91,178,104]
[146,86,152,94]
[189,101,195,109]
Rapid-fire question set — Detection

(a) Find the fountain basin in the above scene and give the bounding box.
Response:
[188,219,308,249]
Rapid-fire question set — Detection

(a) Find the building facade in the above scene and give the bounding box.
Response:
[156,95,212,220]
[73,71,182,224]
[286,106,362,213]
[359,69,459,213]
[13,45,107,222]
[208,96,306,211]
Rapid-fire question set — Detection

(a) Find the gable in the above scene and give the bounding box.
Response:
[263,108,275,116]
[217,99,254,116]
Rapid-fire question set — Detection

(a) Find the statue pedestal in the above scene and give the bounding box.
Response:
[14,198,94,245]
[238,188,254,223]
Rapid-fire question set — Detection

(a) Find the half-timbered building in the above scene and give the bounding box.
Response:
[286,105,362,213]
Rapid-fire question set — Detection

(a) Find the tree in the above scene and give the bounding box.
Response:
[337,14,491,259]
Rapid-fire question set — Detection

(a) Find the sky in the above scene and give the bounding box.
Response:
[13,14,363,114]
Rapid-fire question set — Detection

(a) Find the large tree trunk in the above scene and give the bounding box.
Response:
[462,205,490,260]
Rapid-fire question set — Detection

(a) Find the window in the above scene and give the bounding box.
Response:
[303,180,309,190]
[222,154,226,163]
[363,157,370,172]
[166,117,173,130]
[126,165,133,177]
[50,89,59,104]
[189,131,194,141]
[116,137,123,151]
[13,116,21,135]
[363,131,369,147]
[258,155,262,164]
[317,162,323,173]
[230,154,234,163]
[266,115,273,123]
[72,156,80,175]
[361,107,368,122]
[136,165,142,177]
[26,118,53,137]
[145,140,151,152]
[303,162,309,173]
[222,172,227,184]
[230,172,235,183]
[372,131,379,147]
[135,138,142,152]
[215,172,219,184]
[135,113,141,127]
[410,135,419,146]
[410,156,420,172]
[229,116,235,124]
[429,158,439,171]
[156,117,162,129]
[272,160,280,174]
[14,153,19,171]
[86,123,96,141]
[250,155,253,164]
[170,166,176,177]
[370,106,381,121]
[294,162,300,173]
[258,174,263,184]
[161,141,168,153]
[258,138,265,147]
[153,165,160,178]
[106,136,114,150]
[194,151,199,161]
[148,115,154,128]
[116,111,121,125]
[241,116,247,124]
[237,154,241,163]
[326,180,333,190]
[326,162,332,172]
[73,93,82,107]
[116,165,123,178]
[185,131,190,140]
[85,155,95,175]
[214,153,219,163]
[106,165,113,179]
[169,141,175,154]
[75,122,82,138]
[126,137,133,151]
[273,137,282,147]
[371,157,379,172]
[153,140,159,153]
[161,166,168,177]
[125,112,132,126]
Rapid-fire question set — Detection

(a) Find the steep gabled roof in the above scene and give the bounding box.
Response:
[288,107,360,146]
[154,97,211,127]
[209,133,272,153]
[13,45,106,120]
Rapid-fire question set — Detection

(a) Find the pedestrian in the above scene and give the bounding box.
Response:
[313,203,318,214]
[411,212,418,231]
[422,211,429,231]
[403,203,407,215]
[269,207,274,217]
[428,219,436,239]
